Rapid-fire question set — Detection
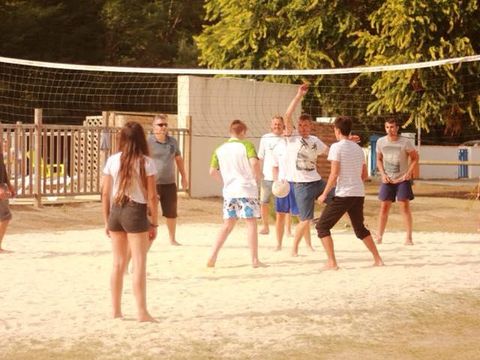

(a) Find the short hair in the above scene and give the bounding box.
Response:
[385,117,398,126]
[153,114,168,123]
[271,115,284,122]
[334,116,353,136]
[230,119,247,136]
[298,113,313,122]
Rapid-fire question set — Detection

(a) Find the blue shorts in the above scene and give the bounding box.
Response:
[275,182,299,215]
[378,180,414,202]
[260,180,273,204]
[223,198,261,219]
[294,180,335,221]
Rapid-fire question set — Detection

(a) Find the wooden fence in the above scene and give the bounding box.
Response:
[1,109,190,206]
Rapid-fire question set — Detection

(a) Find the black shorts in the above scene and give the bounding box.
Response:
[156,183,177,218]
[108,201,149,233]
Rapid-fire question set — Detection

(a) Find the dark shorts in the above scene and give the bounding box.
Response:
[378,180,414,202]
[316,196,370,240]
[0,199,12,221]
[157,183,177,218]
[108,201,149,233]
[294,180,335,221]
[275,182,299,215]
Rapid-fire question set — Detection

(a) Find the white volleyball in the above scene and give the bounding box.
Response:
[272,180,290,198]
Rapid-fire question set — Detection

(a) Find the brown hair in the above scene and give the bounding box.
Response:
[385,117,398,126]
[114,121,150,205]
[334,116,354,136]
[299,113,313,122]
[230,119,247,136]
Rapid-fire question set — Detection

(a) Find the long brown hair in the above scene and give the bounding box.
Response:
[114,121,150,205]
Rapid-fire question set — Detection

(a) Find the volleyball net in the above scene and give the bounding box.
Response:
[0,55,479,141]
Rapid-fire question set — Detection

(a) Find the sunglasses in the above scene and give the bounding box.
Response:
[154,123,168,127]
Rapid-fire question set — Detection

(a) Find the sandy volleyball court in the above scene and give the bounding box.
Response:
[2,211,479,359]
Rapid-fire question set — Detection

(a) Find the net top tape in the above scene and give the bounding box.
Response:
[1,55,479,75]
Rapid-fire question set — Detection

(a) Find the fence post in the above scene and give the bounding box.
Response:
[186,115,192,197]
[34,108,43,207]
[458,147,468,179]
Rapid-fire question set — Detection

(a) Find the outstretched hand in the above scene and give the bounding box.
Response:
[298,83,309,96]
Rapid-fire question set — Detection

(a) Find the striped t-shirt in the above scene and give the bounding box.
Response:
[327,139,365,197]
[210,138,258,199]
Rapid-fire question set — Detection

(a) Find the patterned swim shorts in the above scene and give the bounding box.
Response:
[223,197,261,219]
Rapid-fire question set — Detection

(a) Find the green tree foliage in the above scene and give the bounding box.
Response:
[197,0,480,134]
[102,0,204,67]
[0,0,204,67]
[354,0,480,134]
[0,0,105,64]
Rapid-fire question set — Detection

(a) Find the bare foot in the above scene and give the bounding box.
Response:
[138,312,157,322]
[291,250,299,257]
[170,240,182,246]
[206,259,216,268]
[322,262,339,271]
[252,261,268,268]
[274,246,282,252]
[0,248,13,254]
[373,258,385,266]
[404,240,414,246]
[113,311,123,319]
[259,228,269,235]
[308,246,315,252]
[286,232,293,238]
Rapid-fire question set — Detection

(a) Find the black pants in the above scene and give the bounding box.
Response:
[316,196,370,240]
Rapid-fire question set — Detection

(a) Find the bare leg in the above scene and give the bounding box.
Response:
[207,218,236,267]
[292,220,309,256]
[246,218,265,267]
[166,217,181,246]
[128,231,155,322]
[399,200,413,245]
[0,219,11,253]
[259,203,269,234]
[109,231,128,318]
[319,235,339,270]
[304,221,314,251]
[362,234,384,266]
[285,213,293,237]
[376,201,392,244]
[275,212,286,251]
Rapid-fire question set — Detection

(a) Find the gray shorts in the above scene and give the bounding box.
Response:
[108,201,149,233]
[260,180,273,204]
[0,199,12,221]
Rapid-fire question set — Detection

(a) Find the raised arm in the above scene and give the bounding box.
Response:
[284,84,308,136]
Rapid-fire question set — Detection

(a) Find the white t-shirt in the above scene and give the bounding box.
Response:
[376,135,415,181]
[103,152,157,204]
[272,139,295,182]
[258,133,284,181]
[210,138,258,199]
[285,132,327,183]
[327,139,365,197]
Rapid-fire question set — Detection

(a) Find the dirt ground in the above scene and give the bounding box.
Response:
[8,178,479,236]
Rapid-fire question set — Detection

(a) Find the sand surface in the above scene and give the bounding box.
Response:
[2,215,480,359]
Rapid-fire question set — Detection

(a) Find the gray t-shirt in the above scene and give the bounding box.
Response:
[376,135,415,180]
[148,135,181,185]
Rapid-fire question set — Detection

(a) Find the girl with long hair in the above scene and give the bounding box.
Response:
[102,121,158,322]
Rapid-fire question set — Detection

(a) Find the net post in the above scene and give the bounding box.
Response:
[34,108,43,207]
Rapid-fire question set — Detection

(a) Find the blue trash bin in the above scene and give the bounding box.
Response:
[369,134,381,176]
[458,147,468,178]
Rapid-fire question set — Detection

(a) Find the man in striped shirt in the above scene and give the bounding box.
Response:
[316,116,383,270]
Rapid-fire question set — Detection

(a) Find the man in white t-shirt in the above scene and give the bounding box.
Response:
[316,116,383,269]
[376,118,418,245]
[258,116,285,235]
[284,84,333,256]
[208,120,266,268]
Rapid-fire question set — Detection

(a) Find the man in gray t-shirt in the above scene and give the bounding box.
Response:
[148,114,188,246]
[376,118,418,246]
